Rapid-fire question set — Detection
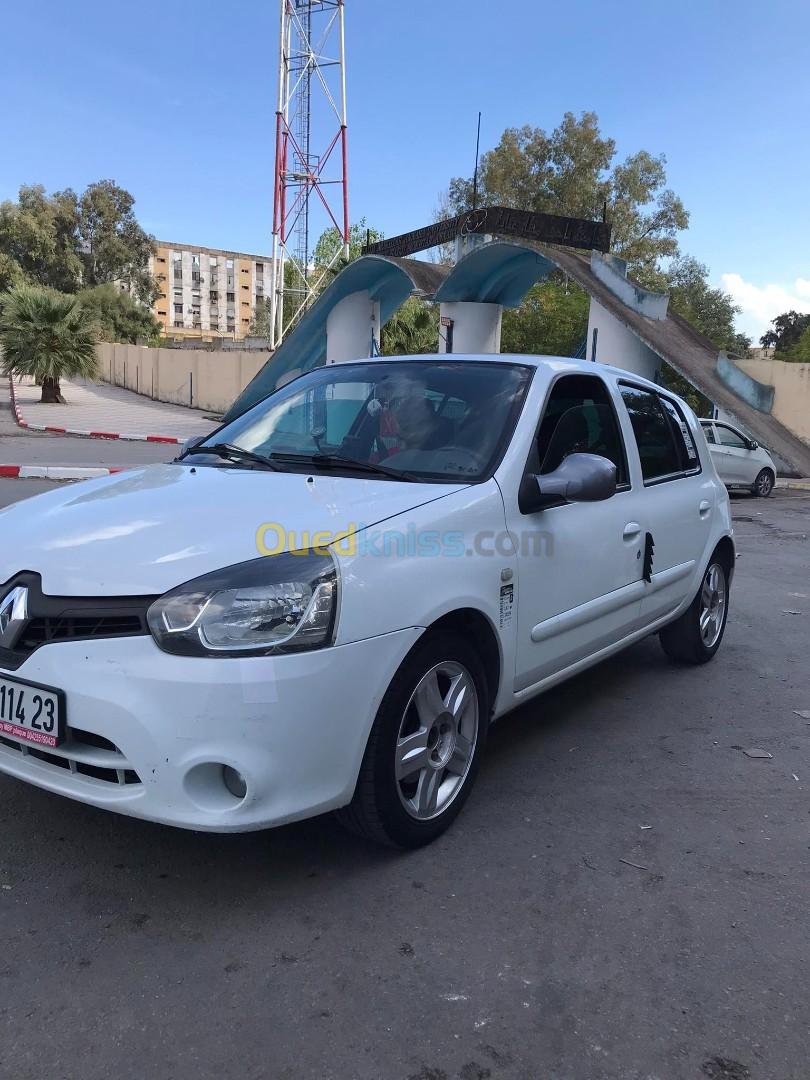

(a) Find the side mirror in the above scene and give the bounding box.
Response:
[748,440,759,451]
[519,453,617,514]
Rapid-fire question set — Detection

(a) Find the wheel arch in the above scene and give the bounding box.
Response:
[420,608,502,713]
[711,534,736,580]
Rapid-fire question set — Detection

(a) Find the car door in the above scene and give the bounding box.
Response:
[618,385,714,625]
[503,372,647,692]
[702,423,731,483]
[715,423,757,484]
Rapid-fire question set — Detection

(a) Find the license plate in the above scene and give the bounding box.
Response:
[0,674,65,748]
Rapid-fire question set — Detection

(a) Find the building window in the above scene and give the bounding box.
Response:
[210,291,218,301]
[158,309,167,317]
[157,256,166,264]
[241,284,249,292]
[227,292,235,302]
[174,304,183,314]
[174,320,183,328]
[241,267,249,275]
[226,258,234,269]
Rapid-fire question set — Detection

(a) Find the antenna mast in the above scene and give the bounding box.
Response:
[271,1,349,348]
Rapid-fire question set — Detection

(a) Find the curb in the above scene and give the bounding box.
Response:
[7,376,181,444]
[0,465,125,480]
[776,478,810,491]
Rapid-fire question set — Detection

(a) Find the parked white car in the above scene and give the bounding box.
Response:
[0,355,734,847]
[700,419,777,497]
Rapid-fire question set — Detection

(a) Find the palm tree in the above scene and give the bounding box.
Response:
[0,285,99,403]
[382,299,439,356]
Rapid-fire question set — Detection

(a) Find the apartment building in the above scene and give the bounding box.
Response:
[150,242,274,341]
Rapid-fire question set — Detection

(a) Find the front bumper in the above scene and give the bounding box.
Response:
[0,628,421,831]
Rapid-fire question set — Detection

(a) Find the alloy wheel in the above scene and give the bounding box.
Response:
[395,661,479,821]
[699,563,727,648]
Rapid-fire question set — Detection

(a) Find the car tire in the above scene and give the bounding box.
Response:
[752,468,774,498]
[659,557,730,665]
[336,631,489,848]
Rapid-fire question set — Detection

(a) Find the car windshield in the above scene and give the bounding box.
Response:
[194,359,533,483]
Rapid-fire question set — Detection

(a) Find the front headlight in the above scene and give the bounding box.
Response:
[147,551,338,657]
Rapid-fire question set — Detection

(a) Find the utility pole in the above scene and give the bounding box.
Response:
[270,0,349,349]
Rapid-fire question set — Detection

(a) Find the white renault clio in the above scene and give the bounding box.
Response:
[700,418,777,497]
[0,356,733,847]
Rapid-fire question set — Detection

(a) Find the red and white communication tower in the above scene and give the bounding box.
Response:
[270,0,349,348]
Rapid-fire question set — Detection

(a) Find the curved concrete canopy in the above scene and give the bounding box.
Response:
[218,236,810,475]
[436,242,557,307]
[224,256,449,422]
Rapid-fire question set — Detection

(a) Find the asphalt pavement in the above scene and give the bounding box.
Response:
[0,485,808,1080]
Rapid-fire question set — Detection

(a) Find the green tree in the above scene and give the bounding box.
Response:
[760,310,810,353]
[77,180,157,302]
[0,184,83,293]
[77,283,161,345]
[382,298,438,355]
[501,275,589,356]
[313,218,384,270]
[0,180,157,301]
[777,324,810,362]
[250,295,273,338]
[653,256,750,356]
[0,285,99,403]
[446,111,689,276]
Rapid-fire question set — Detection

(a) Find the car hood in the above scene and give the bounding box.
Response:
[0,464,466,595]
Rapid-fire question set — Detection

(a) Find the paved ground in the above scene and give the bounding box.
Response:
[0,486,808,1080]
[10,376,217,441]
[0,393,188,469]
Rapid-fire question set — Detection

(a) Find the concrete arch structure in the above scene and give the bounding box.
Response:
[221,238,810,476]
[225,256,447,420]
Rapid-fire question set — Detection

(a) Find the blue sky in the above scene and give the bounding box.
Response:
[3,0,809,339]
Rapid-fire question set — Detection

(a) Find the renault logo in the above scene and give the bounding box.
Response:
[0,586,28,650]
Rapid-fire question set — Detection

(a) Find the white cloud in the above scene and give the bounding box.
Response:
[720,273,810,341]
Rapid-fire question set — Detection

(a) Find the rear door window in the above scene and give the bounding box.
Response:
[619,386,700,483]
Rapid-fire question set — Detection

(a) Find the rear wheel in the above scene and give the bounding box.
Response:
[660,558,730,665]
[337,632,488,848]
[752,468,774,497]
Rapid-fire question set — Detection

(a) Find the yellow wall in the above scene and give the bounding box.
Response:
[737,358,810,445]
[98,342,268,414]
[237,258,253,338]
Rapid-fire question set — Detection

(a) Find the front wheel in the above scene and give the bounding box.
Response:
[752,468,774,497]
[337,632,489,848]
[660,558,730,665]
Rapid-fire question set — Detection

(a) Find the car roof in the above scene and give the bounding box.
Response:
[340,353,667,396]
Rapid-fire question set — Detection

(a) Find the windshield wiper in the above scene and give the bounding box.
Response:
[179,442,280,471]
[269,452,419,482]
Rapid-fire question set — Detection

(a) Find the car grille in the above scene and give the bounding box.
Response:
[0,726,141,786]
[0,572,157,671]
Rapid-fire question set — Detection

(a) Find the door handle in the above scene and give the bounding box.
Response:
[623,522,641,540]
[699,500,711,518]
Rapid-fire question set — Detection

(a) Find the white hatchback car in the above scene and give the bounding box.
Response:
[700,419,777,497]
[0,356,734,847]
